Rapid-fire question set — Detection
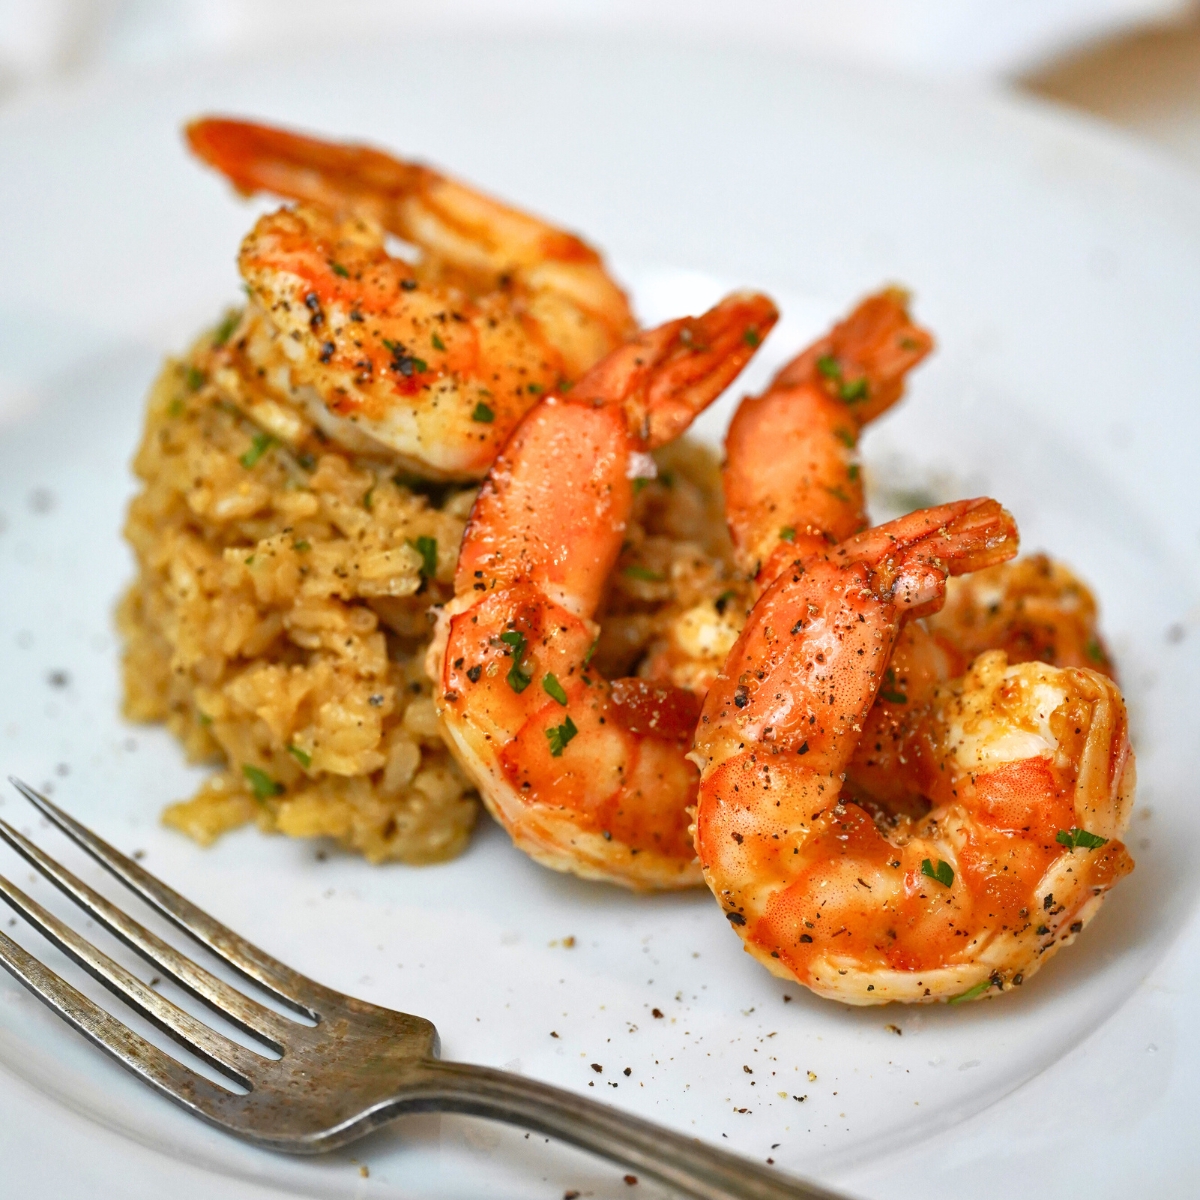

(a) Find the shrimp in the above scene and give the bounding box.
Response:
[641,289,933,695]
[186,117,636,478]
[845,554,1116,813]
[693,500,1135,1004]
[427,292,779,889]
[723,287,934,581]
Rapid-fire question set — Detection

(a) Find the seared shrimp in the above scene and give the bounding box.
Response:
[724,287,934,581]
[642,289,933,695]
[428,293,778,889]
[187,117,635,478]
[694,500,1136,1004]
[846,554,1116,811]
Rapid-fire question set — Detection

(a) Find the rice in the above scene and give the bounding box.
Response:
[119,310,735,864]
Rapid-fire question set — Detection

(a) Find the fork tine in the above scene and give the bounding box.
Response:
[0,926,237,1117]
[0,814,293,1050]
[9,778,323,1016]
[0,867,265,1084]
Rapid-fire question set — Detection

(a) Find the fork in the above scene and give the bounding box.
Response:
[0,779,843,1200]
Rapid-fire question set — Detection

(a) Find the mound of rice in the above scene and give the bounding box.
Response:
[119,311,738,863]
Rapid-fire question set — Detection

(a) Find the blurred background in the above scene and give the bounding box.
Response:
[1,0,1199,171]
[2,0,1200,175]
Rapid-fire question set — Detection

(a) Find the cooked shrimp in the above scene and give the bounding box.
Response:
[724,287,934,581]
[641,289,933,695]
[427,293,778,889]
[693,499,1136,1005]
[186,117,635,478]
[845,554,1116,811]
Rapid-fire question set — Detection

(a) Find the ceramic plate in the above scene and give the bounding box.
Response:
[1,33,1198,1200]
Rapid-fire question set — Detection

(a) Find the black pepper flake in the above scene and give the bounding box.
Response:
[726,911,746,926]
[590,1063,603,1073]
[466,665,482,683]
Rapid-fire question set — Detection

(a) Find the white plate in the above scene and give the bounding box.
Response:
[1,34,1199,1200]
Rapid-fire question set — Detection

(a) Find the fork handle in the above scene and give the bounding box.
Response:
[396,1058,843,1200]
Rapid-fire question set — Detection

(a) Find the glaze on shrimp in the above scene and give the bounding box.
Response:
[428,293,778,889]
[693,500,1135,1004]
[187,117,635,478]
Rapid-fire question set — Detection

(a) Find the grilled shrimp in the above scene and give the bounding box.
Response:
[427,293,778,889]
[643,288,933,694]
[693,500,1135,1004]
[186,117,635,478]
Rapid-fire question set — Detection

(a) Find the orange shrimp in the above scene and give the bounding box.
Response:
[723,287,934,583]
[641,289,934,696]
[186,117,635,478]
[693,499,1136,1005]
[427,293,778,889]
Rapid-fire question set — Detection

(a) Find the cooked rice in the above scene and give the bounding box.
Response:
[119,311,735,863]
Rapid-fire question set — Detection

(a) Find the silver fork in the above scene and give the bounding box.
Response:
[0,779,842,1200]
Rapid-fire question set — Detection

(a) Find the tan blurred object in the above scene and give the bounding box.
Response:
[1022,6,1200,170]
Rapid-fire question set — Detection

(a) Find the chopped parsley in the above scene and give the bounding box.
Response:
[499,630,532,693]
[847,463,860,481]
[1085,638,1106,664]
[239,432,277,469]
[834,427,856,449]
[879,668,908,705]
[583,637,599,667]
[779,526,796,543]
[293,539,311,553]
[743,327,761,347]
[381,339,427,376]
[816,354,841,379]
[948,979,991,1005]
[526,381,543,395]
[658,470,675,489]
[1056,827,1109,850]
[623,565,666,583]
[431,332,446,351]
[920,857,954,888]
[242,764,283,800]
[286,744,312,768]
[362,484,375,511]
[185,365,206,392]
[212,311,239,346]
[542,672,569,706]
[826,484,850,502]
[632,477,650,493]
[546,715,579,757]
[472,401,495,423]
[407,535,438,579]
[839,377,869,403]
[167,397,185,418]
[330,262,350,278]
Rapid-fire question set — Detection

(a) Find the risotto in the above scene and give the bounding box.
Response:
[119,312,738,863]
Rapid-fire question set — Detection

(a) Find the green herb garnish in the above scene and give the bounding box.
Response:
[499,630,532,693]
[543,673,569,706]
[330,262,350,278]
[583,637,599,667]
[431,332,446,351]
[779,526,796,543]
[1056,827,1109,850]
[287,745,312,768]
[408,535,438,579]
[546,715,579,757]
[879,667,907,705]
[817,355,841,379]
[526,381,543,395]
[362,485,375,511]
[293,539,311,553]
[239,432,277,469]
[472,401,495,423]
[834,427,856,449]
[213,311,239,346]
[743,327,761,347]
[1085,639,1106,664]
[185,365,206,392]
[920,858,954,888]
[839,377,869,403]
[948,979,991,1005]
[242,764,283,800]
[623,565,666,583]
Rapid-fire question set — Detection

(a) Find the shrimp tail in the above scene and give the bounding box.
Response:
[186,116,427,213]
